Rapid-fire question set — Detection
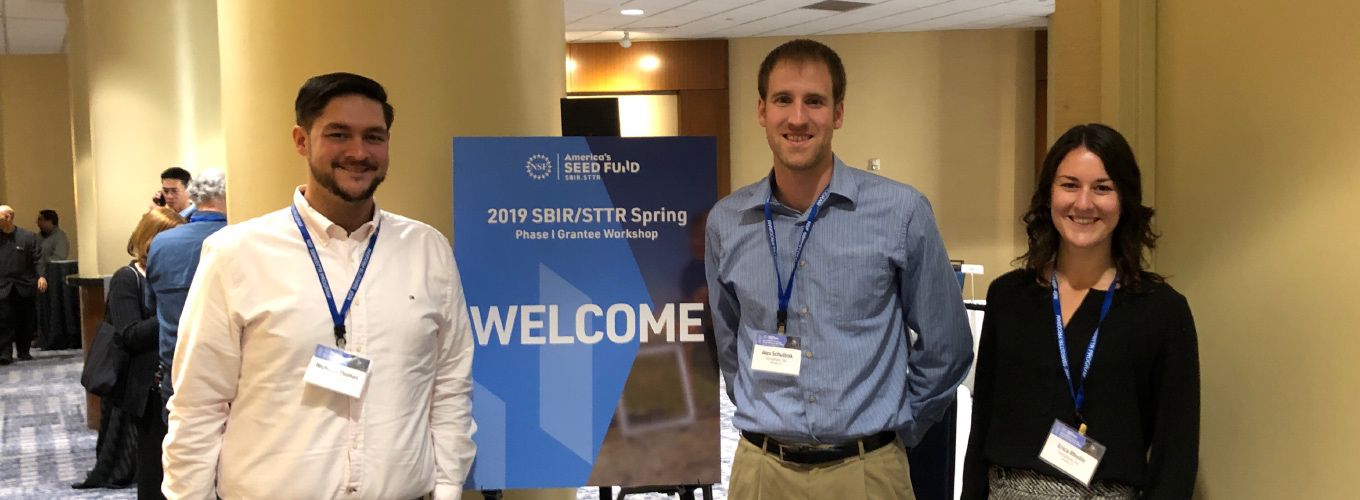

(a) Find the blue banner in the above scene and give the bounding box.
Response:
[454,137,720,490]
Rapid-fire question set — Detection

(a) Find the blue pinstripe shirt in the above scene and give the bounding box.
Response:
[705,157,973,446]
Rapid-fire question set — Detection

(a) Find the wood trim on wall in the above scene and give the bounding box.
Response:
[677,89,730,197]
[567,39,727,93]
[1035,29,1049,182]
[567,39,731,196]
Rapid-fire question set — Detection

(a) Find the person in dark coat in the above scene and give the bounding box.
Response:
[73,207,184,496]
[0,205,45,364]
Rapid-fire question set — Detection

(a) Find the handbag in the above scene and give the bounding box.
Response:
[79,265,137,397]
[81,321,127,397]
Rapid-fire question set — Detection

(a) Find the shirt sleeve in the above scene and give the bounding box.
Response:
[1142,292,1200,499]
[704,217,740,403]
[54,232,70,260]
[30,233,44,280]
[896,195,974,444]
[431,256,477,500]
[162,237,242,500]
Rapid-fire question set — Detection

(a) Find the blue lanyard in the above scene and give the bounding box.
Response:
[1051,270,1117,425]
[763,187,831,333]
[291,205,381,349]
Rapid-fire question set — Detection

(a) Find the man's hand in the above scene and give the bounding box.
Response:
[37,276,47,293]
[150,190,167,210]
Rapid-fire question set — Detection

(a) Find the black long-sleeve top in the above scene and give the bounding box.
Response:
[0,227,43,297]
[962,269,1200,499]
[108,263,159,417]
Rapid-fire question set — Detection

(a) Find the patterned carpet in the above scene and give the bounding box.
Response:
[0,349,135,499]
[580,384,733,500]
[0,349,730,500]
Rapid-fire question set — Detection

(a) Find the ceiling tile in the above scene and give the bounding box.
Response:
[566,0,621,22]
[793,0,953,35]
[620,7,720,29]
[5,0,67,21]
[679,0,760,14]
[819,0,1002,33]
[4,23,63,54]
[716,9,836,38]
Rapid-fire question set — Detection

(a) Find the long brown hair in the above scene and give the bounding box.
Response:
[127,207,186,267]
[1017,123,1164,291]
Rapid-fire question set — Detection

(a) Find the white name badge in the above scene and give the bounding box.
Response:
[303,344,372,398]
[751,333,801,376]
[1038,419,1107,486]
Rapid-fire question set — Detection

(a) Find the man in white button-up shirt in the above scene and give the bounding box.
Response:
[163,72,476,500]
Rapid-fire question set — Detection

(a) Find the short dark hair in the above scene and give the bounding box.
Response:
[1018,123,1163,291]
[161,167,192,186]
[295,72,394,131]
[758,39,847,104]
[38,209,58,226]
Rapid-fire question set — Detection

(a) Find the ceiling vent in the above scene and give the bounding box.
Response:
[801,1,873,13]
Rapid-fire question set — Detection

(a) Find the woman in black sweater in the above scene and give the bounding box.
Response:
[73,207,183,497]
[963,124,1199,499]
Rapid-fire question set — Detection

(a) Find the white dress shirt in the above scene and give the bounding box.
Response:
[163,188,476,500]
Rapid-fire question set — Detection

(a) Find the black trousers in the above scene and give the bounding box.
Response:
[137,386,167,500]
[0,290,34,359]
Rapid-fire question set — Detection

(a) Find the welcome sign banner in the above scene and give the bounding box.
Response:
[454,137,720,490]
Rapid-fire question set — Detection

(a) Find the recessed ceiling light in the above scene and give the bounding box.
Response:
[621,8,645,16]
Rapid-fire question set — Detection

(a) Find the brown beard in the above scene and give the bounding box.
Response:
[316,160,385,203]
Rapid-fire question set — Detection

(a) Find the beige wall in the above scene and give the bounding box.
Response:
[1049,0,1101,138]
[1049,0,1157,205]
[0,55,77,254]
[1158,0,1360,497]
[67,0,223,274]
[729,31,1035,293]
[217,1,564,243]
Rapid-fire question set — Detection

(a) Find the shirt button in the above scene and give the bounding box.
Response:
[805,350,813,358]
[808,395,817,403]
[801,306,808,316]
[799,260,807,268]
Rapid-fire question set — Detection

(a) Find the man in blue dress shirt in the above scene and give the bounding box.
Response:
[704,39,973,499]
[147,168,228,418]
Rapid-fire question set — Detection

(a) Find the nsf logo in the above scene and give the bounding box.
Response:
[525,154,553,180]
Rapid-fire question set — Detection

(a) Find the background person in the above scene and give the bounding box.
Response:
[162,72,475,500]
[0,205,45,364]
[36,209,70,264]
[151,167,195,218]
[705,39,973,499]
[146,169,228,417]
[120,207,183,499]
[962,123,1200,499]
[73,207,184,493]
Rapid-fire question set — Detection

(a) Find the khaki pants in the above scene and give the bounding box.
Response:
[729,436,915,500]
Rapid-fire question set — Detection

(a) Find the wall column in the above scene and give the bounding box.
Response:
[66,0,223,275]
[1048,0,1155,203]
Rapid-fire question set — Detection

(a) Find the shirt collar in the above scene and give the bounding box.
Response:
[292,187,381,243]
[742,155,861,213]
[188,210,226,223]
